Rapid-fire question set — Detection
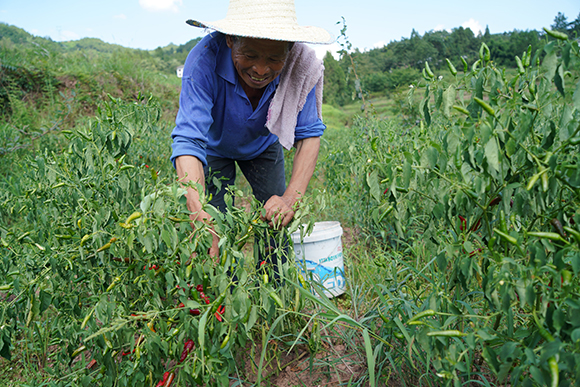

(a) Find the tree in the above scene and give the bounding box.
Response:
[551,12,569,32]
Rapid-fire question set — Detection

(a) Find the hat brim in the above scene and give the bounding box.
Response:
[186,19,334,44]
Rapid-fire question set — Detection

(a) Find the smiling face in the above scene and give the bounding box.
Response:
[226,35,291,92]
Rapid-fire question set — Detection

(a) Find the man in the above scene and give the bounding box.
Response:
[170,0,333,257]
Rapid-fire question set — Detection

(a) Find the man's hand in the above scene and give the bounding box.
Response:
[189,209,219,259]
[263,195,295,229]
[176,155,219,259]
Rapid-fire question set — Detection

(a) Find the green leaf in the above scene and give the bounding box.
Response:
[362,329,376,387]
[402,160,412,189]
[506,138,517,157]
[484,137,499,173]
[554,64,565,97]
[542,50,557,83]
[366,170,380,202]
[442,85,455,118]
[573,79,580,111]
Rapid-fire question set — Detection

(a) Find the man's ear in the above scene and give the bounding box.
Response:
[225,35,234,49]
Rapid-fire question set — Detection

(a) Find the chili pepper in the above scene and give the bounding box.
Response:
[474,97,495,117]
[215,305,225,322]
[408,309,436,323]
[460,56,468,72]
[199,291,206,300]
[71,345,86,358]
[263,273,269,284]
[452,105,470,116]
[106,276,121,292]
[196,284,203,292]
[81,309,94,330]
[269,291,284,309]
[164,373,175,387]
[189,308,201,316]
[458,216,467,232]
[489,196,501,207]
[472,59,481,72]
[178,302,185,308]
[97,242,111,253]
[469,248,482,257]
[445,58,457,76]
[550,219,566,238]
[147,321,156,333]
[548,357,559,387]
[543,27,568,40]
[493,228,518,245]
[516,56,525,75]
[426,330,467,337]
[526,231,568,243]
[156,372,170,387]
[86,359,97,370]
[425,61,434,78]
[470,219,482,232]
[220,330,230,349]
[564,226,580,244]
[179,339,195,363]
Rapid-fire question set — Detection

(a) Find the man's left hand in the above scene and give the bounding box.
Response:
[263,195,295,228]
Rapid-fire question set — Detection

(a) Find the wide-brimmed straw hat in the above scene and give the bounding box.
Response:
[186,0,333,44]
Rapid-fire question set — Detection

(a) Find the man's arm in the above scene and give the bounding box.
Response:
[175,155,219,257]
[263,136,321,227]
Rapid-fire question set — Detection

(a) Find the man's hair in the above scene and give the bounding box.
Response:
[229,35,294,52]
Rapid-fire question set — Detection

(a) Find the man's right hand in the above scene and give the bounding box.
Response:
[176,155,219,259]
[189,209,219,259]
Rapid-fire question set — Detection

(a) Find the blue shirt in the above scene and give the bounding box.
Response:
[170,33,326,167]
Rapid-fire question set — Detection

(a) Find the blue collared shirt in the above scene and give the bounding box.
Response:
[170,32,326,167]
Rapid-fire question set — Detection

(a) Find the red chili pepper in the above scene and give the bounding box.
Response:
[383,188,389,195]
[156,372,170,387]
[199,291,206,299]
[164,373,175,387]
[145,165,150,168]
[204,298,211,305]
[86,359,97,369]
[215,305,225,322]
[470,219,482,232]
[179,339,195,363]
[459,215,467,231]
[468,248,482,257]
[489,196,501,206]
[189,309,200,316]
[178,302,185,308]
[196,284,203,292]
[259,261,266,267]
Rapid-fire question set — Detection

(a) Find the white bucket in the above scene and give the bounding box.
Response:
[291,221,346,298]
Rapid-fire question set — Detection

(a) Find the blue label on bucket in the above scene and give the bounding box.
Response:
[298,256,345,297]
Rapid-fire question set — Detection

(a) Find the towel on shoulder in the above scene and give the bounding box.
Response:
[266,43,324,150]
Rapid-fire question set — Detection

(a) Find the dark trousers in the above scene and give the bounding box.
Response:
[204,141,288,280]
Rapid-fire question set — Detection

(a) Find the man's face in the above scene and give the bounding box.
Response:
[226,36,290,90]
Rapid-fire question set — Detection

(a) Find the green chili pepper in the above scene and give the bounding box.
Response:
[427,330,467,337]
[445,59,457,76]
[474,97,495,117]
[408,309,436,323]
[543,27,568,40]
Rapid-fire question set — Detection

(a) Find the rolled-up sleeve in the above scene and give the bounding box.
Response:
[170,74,215,167]
[294,85,326,142]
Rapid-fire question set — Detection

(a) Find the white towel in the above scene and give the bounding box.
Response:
[266,43,324,149]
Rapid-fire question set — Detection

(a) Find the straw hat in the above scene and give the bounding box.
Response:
[186,0,333,44]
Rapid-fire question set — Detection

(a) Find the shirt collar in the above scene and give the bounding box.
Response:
[216,37,237,85]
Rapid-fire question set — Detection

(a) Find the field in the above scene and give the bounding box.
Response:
[1,26,580,387]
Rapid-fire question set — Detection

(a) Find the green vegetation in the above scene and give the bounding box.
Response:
[1,14,580,387]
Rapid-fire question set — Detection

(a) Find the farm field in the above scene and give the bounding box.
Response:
[1,22,580,387]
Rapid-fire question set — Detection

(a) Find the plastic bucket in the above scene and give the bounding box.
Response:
[291,221,346,298]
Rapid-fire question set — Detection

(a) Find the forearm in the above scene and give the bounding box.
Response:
[282,137,320,207]
[175,155,206,218]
